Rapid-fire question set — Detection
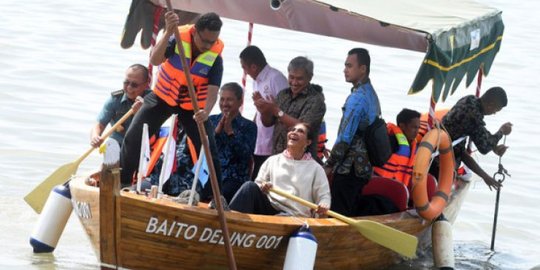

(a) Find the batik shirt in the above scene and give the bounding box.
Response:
[443,95,503,165]
[272,84,326,158]
[209,113,257,183]
[326,80,380,178]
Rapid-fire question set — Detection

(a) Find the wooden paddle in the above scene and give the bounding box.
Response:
[269,187,418,258]
[163,2,237,269]
[24,109,135,214]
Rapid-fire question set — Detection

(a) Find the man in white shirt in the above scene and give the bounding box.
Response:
[240,45,288,178]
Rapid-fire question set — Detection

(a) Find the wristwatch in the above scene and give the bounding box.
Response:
[277,110,284,118]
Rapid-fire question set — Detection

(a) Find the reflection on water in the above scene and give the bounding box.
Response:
[0,0,539,269]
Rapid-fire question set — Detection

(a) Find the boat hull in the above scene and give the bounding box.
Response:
[70,172,469,270]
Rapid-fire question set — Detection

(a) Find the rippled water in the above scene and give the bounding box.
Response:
[0,0,538,269]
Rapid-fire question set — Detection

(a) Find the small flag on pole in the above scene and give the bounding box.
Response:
[192,151,210,188]
[137,123,151,193]
[158,115,178,194]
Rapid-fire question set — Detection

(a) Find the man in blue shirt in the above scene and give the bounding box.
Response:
[209,82,257,202]
[90,64,151,148]
[324,48,381,216]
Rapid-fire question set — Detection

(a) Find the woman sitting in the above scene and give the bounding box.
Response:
[229,123,330,217]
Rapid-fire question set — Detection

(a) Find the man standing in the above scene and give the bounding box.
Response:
[90,64,150,148]
[324,48,380,216]
[120,12,224,189]
[209,82,257,202]
[254,56,326,161]
[373,109,421,189]
[435,86,512,190]
[239,45,288,178]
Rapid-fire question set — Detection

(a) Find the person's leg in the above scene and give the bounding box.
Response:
[330,170,366,216]
[120,93,172,186]
[178,110,223,201]
[229,182,278,215]
[252,155,269,180]
[222,179,245,204]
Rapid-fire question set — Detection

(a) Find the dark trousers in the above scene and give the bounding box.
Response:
[120,92,222,199]
[252,154,269,180]
[330,170,369,216]
[229,182,279,215]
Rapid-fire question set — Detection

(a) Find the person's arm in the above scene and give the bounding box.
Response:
[90,123,106,148]
[254,92,277,127]
[91,97,115,147]
[150,11,178,65]
[312,164,331,217]
[461,151,501,190]
[325,92,366,167]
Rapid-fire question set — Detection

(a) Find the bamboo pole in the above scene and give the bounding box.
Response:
[163,2,237,268]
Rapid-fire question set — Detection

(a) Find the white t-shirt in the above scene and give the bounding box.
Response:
[253,65,288,155]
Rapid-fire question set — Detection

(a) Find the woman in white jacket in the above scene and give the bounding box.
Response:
[229,122,330,217]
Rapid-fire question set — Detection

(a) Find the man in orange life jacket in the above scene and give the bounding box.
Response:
[373,109,421,189]
[120,12,224,201]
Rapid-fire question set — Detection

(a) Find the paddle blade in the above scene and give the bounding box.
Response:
[353,219,418,258]
[24,161,78,213]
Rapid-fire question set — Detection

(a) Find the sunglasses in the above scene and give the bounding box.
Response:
[196,31,217,46]
[124,80,142,88]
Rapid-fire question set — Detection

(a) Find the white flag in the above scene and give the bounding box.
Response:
[158,114,178,194]
[136,123,151,193]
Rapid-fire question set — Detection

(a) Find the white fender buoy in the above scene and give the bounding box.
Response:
[432,216,454,269]
[29,184,73,253]
[283,224,318,270]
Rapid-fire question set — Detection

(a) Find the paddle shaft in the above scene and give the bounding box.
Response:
[269,187,418,258]
[78,108,135,164]
[24,108,135,213]
[164,2,237,269]
[269,187,353,223]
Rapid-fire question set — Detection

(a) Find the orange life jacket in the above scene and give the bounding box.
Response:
[317,120,327,160]
[153,25,224,110]
[373,123,417,188]
[416,109,449,142]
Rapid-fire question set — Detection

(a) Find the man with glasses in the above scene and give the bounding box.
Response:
[120,12,225,201]
[90,64,150,148]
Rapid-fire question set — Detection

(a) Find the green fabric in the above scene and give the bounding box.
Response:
[410,12,504,102]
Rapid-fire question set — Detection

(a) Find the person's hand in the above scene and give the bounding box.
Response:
[90,135,103,148]
[193,110,208,124]
[254,96,276,115]
[131,96,144,113]
[252,91,263,102]
[492,144,509,156]
[222,112,234,135]
[315,202,330,217]
[498,122,513,135]
[482,175,502,191]
[260,182,273,194]
[164,10,180,34]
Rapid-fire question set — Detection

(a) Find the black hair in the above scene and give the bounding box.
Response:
[128,63,149,82]
[347,48,370,76]
[396,108,421,126]
[195,12,223,32]
[220,82,244,100]
[482,86,508,107]
[239,45,267,67]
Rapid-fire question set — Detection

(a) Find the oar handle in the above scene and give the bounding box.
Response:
[269,187,354,224]
[75,108,135,165]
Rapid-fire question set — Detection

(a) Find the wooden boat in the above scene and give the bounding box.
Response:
[68,0,504,269]
[70,169,470,270]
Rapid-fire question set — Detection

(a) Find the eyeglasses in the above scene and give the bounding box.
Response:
[123,80,142,88]
[196,31,217,46]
